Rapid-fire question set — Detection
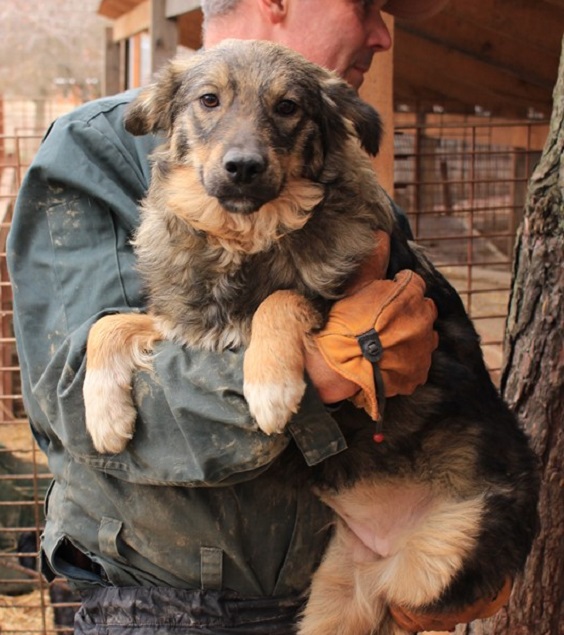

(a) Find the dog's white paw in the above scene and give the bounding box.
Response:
[83,369,137,454]
[244,376,306,435]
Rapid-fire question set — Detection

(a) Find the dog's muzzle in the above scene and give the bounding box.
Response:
[208,148,280,214]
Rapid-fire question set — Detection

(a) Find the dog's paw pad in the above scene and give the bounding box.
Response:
[244,378,306,435]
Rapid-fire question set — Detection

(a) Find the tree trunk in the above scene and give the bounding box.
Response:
[458,36,564,635]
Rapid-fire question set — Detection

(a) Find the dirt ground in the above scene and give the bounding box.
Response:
[0,589,55,633]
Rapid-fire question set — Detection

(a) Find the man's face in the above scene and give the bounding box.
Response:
[280,0,392,89]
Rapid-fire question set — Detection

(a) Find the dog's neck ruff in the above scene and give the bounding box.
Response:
[164,166,324,254]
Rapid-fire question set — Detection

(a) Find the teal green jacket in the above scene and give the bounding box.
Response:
[7,91,347,596]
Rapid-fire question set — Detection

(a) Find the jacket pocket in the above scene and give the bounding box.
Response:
[41,533,107,589]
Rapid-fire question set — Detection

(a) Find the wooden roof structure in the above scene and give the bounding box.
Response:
[393,0,563,119]
[98,0,563,120]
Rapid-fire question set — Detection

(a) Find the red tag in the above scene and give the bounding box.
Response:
[373,433,385,443]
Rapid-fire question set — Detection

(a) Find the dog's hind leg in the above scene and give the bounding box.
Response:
[243,290,321,435]
[299,520,395,635]
[83,313,161,454]
[301,483,487,635]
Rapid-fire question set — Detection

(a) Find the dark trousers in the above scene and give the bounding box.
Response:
[75,587,305,634]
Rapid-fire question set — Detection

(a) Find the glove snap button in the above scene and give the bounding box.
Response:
[357,329,383,363]
[356,330,387,443]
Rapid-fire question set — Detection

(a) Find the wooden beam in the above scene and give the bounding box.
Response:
[394,30,552,118]
[99,0,145,20]
[444,0,564,56]
[165,0,200,18]
[391,0,562,119]
[398,18,558,94]
[112,0,150,41]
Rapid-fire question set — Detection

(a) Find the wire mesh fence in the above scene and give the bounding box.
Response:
[0,131,78,634]
[394,115,546,381]
[0,101,550,633]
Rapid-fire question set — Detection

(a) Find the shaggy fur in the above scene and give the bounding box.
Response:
[83,39,539,635]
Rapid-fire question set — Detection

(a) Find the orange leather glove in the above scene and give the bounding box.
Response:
[314,269,438,423]
[389,577,513,633]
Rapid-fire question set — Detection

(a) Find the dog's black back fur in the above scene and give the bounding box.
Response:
[309,225,540,612]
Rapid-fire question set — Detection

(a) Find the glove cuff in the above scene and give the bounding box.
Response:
[389,577,513,632]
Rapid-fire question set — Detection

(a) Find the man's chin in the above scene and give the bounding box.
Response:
[345,68,365,90]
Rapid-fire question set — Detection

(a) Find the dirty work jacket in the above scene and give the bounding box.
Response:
[7,90,347,598]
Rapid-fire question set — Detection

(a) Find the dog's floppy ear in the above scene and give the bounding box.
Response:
[124,58,189,136]
[321,78,382,156]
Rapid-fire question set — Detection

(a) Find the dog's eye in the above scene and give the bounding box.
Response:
[275,99,298,116]
[200,94,220,109]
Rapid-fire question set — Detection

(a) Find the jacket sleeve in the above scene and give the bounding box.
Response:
[7,95,346,486]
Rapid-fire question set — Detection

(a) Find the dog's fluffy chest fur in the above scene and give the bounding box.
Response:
[134,189,389,350]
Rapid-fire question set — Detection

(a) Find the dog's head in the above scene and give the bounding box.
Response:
[125,39,382,217]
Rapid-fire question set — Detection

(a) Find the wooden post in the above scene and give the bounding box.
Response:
[359,14,395,196]
[103,26,121,96]
[119,39,128,92]
[0,96,4,166]
[150,0,178,75]
[415,111,440,217]
[131,33,142,87]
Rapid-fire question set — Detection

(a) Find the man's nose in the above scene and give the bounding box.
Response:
[366,9,393,53]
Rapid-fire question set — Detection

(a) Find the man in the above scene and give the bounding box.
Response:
[7,0,505,632]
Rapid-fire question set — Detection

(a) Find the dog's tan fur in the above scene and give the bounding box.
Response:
[301,480,485,634]
[83,40,538,635]
[300,495,485,635]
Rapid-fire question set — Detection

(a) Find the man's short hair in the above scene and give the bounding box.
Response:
[200,0,241,21]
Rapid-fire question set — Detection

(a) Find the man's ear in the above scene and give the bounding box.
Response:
[124,58,188,136]
[257,0,289,24]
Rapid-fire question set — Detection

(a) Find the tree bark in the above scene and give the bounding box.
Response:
[459,36,564,635]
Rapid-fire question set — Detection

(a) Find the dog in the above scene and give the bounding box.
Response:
[83,39,539,635]
[83,38,393,447]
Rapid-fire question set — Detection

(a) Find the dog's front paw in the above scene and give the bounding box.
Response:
[83,369,137,454]
[243,289,319,435]
[244,374,307,435]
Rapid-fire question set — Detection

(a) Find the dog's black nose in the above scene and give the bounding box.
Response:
[223,149,266,184]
